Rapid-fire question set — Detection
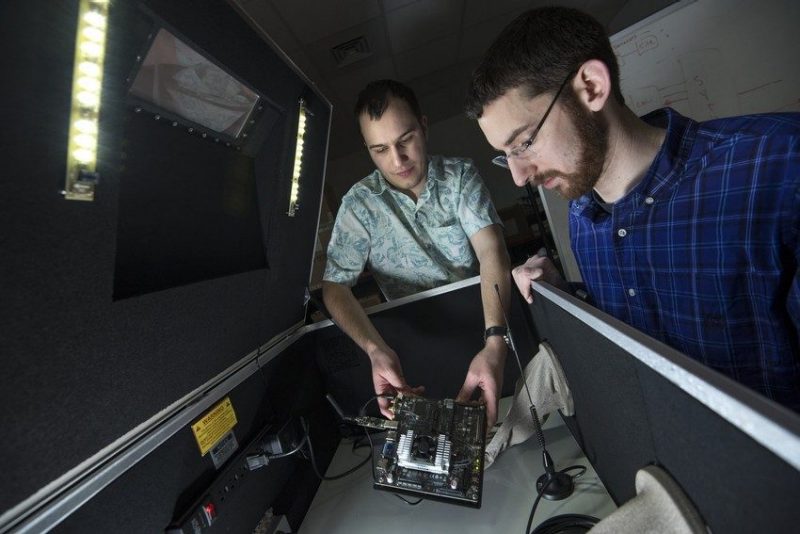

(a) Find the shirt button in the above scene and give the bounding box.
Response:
[617,228,627,237]
[628,288,637,297]
[644,196,654,205]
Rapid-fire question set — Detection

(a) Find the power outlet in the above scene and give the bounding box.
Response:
[167,422,282,533]
[263,418,303,456]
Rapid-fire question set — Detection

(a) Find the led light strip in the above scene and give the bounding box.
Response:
[64,0,109,201]
[287,99,307,216]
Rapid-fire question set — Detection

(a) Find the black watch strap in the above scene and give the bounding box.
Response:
[484,326,508,343]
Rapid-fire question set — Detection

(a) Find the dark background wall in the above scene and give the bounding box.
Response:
[0,0,330,515]
[53,338,339,533]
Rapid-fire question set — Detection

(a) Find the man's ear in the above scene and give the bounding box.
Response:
[575,59,612,112]
[420,115,429,139]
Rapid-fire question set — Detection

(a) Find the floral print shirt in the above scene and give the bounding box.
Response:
[323,155,501,300]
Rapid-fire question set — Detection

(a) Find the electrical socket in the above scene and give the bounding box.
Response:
[167,422,279,533]
[263,417,303,455]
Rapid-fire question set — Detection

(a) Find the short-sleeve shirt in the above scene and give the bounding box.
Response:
[569,108,800,410]
[323,155,501,300]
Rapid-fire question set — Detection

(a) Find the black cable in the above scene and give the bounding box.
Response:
[264,433,308,459]
[526,475,553,534]
[530,514,599,534]
[302,417,371,481]
[525,464,596,534]
[302,395,389,482]
[359,394,393,416]
[561,465,587,478]
[351,434,372,451]
[394,494,424,505]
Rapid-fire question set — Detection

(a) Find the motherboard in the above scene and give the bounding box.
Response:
[373,394,486,507]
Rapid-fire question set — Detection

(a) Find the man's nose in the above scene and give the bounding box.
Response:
[390,146,406,167]
[509,157,532,187]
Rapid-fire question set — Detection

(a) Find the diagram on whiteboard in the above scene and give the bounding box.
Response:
[611,0,800,120]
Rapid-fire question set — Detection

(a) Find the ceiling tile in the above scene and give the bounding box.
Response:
[395,35,458,81]
[281,49,331,94]
[301,18,391,77]
[409,61,474,97]
[327,57,397,104]
[385,0,463,53]
[410,62,475,124]
[382,0,420,12]
[605,0,679,35]
[270,0,382,45]
[234,0,300,53]
[463,0,547,27]
[458,12,523,61]
[580,0,631,27]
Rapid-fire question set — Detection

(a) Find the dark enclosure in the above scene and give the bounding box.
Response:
[1,0,329,523]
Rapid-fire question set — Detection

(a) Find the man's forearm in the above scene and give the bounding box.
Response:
[321,281,389,357]
[472,225,512,330]
[480,256,511,330]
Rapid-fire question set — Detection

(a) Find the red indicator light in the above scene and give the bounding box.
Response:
[202,501,217,525]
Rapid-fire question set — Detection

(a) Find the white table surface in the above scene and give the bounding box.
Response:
[300,405,616,534]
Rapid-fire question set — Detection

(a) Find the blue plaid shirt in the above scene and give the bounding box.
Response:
[570,108,800,410]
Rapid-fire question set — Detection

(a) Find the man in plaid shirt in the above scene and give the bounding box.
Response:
[467,7,799,411]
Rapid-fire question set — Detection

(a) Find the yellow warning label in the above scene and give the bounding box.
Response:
[192,397,238,456]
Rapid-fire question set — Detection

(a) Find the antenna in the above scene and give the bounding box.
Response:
[494,284,573,501]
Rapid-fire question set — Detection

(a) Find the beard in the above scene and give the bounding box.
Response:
[534,91,608,200]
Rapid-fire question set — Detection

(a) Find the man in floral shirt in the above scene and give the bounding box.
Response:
[323,80,511,426]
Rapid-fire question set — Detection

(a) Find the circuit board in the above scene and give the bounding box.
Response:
[373,394,486,507]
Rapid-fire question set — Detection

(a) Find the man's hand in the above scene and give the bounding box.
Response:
[323,281,424,417]
[456,339,507,428]
[512,254,568,303]
[368,346,424,418]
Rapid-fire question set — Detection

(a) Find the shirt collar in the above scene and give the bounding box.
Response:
[366,155,443,196]
[571,107,697,217]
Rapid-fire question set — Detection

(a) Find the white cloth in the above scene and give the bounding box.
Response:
[485,341,574,468]
[589,465,705,533]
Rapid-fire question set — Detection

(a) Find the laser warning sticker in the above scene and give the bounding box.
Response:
[192,397,238,456]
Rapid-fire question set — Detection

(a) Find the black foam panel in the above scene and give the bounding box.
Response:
[313,283,538,417]
[1,0,330,514]
[637,363,800,533]
[529,288,800,532]
[529,293,656,504]
[54,339,338,533]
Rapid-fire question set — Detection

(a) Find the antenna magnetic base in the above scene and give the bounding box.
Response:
[536,471,574,501]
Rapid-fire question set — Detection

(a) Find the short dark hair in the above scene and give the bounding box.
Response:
[465,7,623,119]
[355,79,423,122]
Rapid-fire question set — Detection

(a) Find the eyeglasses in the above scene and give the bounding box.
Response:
[491,71,576,169]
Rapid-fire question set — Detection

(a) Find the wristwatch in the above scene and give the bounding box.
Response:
[484,326,508,345]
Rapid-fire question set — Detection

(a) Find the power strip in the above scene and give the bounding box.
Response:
[166,420,299,533]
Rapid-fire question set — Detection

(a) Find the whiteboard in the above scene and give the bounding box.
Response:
[611,0,800,119]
